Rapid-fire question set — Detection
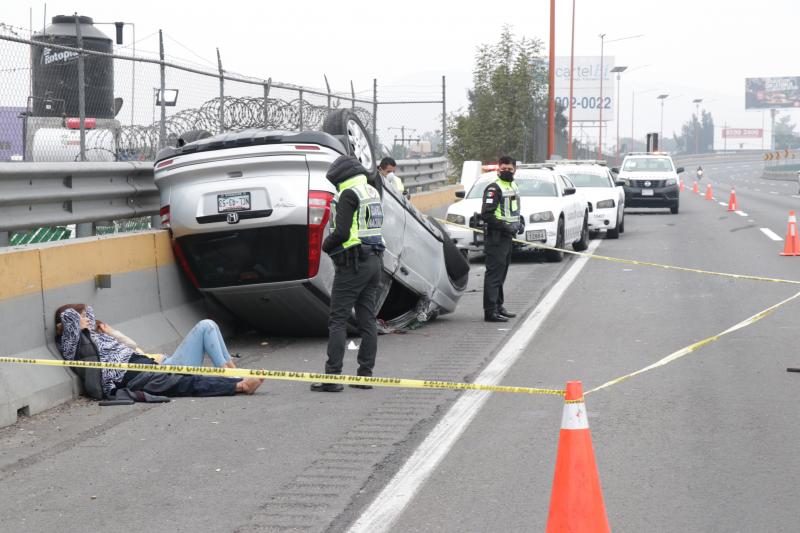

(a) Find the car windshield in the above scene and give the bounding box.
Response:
[515,176,557,197]
[467,178,495,199]
[622,157,674,172]
[561,171,611,188]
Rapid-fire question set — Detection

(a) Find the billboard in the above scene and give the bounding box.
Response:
[745,77,800,109]
[554,56,615,122]
[722,128,763,139]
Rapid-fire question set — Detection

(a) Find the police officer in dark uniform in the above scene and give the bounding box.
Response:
[311,155,385,392]
[481,155,523,322]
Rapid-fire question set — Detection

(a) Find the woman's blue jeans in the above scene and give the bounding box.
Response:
[162,320,232,367]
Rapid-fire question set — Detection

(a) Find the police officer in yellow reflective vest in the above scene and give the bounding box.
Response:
[481,155,523,322]
[312,155,385,392]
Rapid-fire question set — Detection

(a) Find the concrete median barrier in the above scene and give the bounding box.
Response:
[0,230,204,428]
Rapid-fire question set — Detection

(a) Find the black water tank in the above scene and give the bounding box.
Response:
[30,15,115,118]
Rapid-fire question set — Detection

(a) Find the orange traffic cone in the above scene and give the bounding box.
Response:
[546,381,610,533]
[780,211,800,256]
[692,181,699,194]
[705,183,713,200]
[727,188,738,212]
[679,179,685,192]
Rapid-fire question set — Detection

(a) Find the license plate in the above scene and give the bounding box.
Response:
[526,229,547,242]
[641,189,654,196]
[217,192,251,212]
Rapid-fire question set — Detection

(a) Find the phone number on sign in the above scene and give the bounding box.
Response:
[555,96,611,110]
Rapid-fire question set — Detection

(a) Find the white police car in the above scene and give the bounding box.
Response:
[552,160,625,238]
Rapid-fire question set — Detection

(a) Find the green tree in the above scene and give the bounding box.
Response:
[448,26,555,169]
[774,115,799,150]
[674,110,714,154]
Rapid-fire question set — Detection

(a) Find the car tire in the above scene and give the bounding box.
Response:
[670,203,679,214]
[607,224,620,239]
[428,217,470,289]
[573,213,590,251]
[322,109,376,174]
[619,212,625,233]
[177,129,212,147]
[545,217,565,263]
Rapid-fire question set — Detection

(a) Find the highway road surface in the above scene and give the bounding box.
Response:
[1,155,799,533]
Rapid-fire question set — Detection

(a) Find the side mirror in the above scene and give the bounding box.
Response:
[611,167,620,174]
[563,187,576,196]
[676,167,685,174]
[615,180,626,187]
[455,190,466,199]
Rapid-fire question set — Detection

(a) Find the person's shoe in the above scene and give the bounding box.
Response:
[310,382,344,392]
[348,384,373,390]
[497,307,517,318]
[484,312,509,323]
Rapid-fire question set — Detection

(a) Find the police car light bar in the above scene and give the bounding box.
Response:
[544,159,607,166]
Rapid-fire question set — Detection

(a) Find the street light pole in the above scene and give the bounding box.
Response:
[547,0,556,159]
[657,94,669,146]
[597,33,606,159]
[567,0,576,159]
[611,66,627,158]
[692,98,703,154]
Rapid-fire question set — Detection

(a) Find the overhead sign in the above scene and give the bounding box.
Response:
[722,128,763,138]
[745,77,800,109]
[554,56,615,122]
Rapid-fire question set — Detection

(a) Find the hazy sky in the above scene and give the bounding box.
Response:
[5,0,799,149]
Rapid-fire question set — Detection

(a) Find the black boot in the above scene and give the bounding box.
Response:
[497,307,517,318]
[484,311,509,323]
[310,382,344,392]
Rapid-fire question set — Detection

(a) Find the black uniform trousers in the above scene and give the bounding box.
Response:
[483,230,513,313]
[325,250,382,376]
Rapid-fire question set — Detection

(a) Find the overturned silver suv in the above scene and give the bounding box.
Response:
[154,110,469,335]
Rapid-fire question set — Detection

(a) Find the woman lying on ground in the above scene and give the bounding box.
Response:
[55,304,263,398]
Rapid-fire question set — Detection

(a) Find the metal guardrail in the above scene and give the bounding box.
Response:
[395,157,448,192]
[0,157,449,246]
[0,162,158,244]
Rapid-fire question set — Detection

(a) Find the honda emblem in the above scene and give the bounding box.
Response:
[226,212,240,224]
[644,181,651,187]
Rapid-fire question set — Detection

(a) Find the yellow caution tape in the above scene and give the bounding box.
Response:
[437,218,800,286]
[585,290,800,394]
[0,356,565,397]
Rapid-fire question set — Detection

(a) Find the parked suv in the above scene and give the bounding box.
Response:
[613,153,684,214]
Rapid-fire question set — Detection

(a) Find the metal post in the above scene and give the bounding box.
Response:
[217,48,225,133]
[547,0,556,159]
[131,24,136,129]
[631,90,635,150]
[567,0,576,159]
[350,81,355,110]
[324,75,332,110]
[158,30,167,148]
[616,72,621,157]
[76,223,94,238]
[442,75,447,161]
[372,78,378,147]
[263,77,271,127]
[0,232,8,247]
[74,14,87,162]
[150,214,162,229]
[298,89,304,131]
[771,109,777,150]
[597,34,606,159]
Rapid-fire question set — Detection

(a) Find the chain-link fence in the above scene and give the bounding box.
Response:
[0,16,446,242]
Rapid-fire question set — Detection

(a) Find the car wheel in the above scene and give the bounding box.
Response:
[322,109,376,174]
[670,203,680,214]
[545,217,565,262]
[428,217,470,289]
[573,213,590,251]
[177,129,212,147]
[619,212,625,233]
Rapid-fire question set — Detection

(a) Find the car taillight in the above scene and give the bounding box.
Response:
[171,239,200,289]
[308,190,334,278]
[159,205,171,230]
[156,158,174,169]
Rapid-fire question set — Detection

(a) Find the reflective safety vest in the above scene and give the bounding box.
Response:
[331,174,384,250]
[494,178,520,223]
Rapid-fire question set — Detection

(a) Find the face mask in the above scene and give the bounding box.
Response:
[499,170,514,181]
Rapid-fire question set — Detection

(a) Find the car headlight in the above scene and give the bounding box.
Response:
[596,199,615,209]
[446,213,466,225]
[664,178,677,186]
[529,211,554,223]
[619,178,629,185]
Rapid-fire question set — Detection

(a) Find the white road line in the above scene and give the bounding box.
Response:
[770,191,779,195]
[735,211,748,217]
[760,228,783,241]
[755,188,761,192]
[718,202,727,207]
[792,195,800,199]
[347,239,602,533]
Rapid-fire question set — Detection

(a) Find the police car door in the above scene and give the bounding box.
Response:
[558,174,579,242]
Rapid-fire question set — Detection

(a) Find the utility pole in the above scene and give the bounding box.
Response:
[547,0,556,159]
[597,33,606,158]
[692,98,703,153]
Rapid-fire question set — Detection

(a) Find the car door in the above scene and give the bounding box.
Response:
[558,175,580,242]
